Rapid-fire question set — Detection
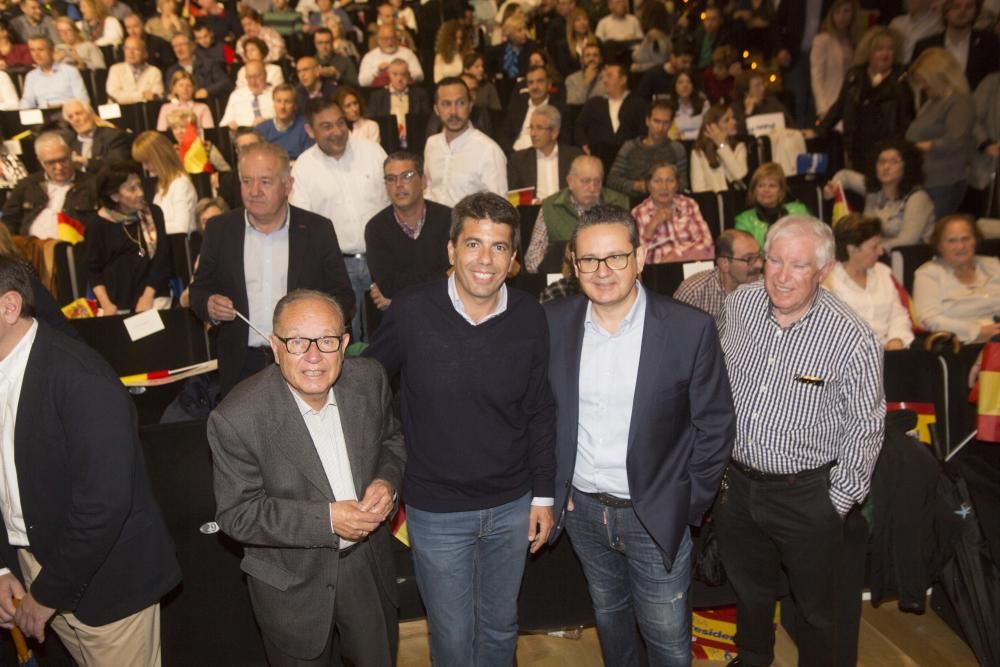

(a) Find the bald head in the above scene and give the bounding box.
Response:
[377,24,398,52]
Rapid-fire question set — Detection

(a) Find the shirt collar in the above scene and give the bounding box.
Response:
[288,384,336,416]
[584,282,646,335]
[536,144,558,160]
[0,319,38,384]
[244,204,291,234]
[447,273,508,325]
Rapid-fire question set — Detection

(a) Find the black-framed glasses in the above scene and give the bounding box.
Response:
[721,253,764,265]
[575,252,633,273]
[274,335,345,355]
[383,170,418,184]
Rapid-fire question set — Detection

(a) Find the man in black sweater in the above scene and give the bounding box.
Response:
[366,192,555,667]
[365,151,451,311]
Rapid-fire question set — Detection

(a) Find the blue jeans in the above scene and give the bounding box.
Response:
[566,490,693,667]
[343,255,370,343]
[925,181,968,221]
[406,493,531,667]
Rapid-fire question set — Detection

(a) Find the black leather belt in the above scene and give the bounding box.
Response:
[574,488,632,508]
[729,459,833,483]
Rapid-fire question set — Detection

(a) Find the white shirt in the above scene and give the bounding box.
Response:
[536,146,559,200]
[944,29,971,75]
[425,125,508,207]
[0,320,38,549]
[154,175,197,234]
[512,96,549,152]
[825,263,914,348]
[889,11,943,63]
[289,386,358,549]
[608,93,627,134]
[0,71,18,111]
[594,13,643,42]
[358,46,424,86]
[219,85,275,127]
[290,138,389,255]
[913,256,1000,343]
[244,207,290,346]
[574,284,645,499]
[29,180,72,239]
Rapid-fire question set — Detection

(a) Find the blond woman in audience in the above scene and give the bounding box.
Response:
[157,70,214,132]
[811,0,863,119]
[434,20,465,83]
[54,17,105,69]
[78,0,123,47]
[145,0,190,42]
[132,131,197,235]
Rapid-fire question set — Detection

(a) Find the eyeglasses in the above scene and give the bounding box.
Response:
[383,170,418,184]
[721,253,763,265]
[274,335,345,355]
[42,155,71,167]
[575,251,633,273]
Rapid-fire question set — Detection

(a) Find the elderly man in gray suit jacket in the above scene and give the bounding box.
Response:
[208,289,406,667]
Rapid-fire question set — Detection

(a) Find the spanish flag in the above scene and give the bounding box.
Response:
[974,342,1000,442]
[178,122,213,174]
[887,401,936,444]
[61,298,97,319]
[57,212,85,244]
[391,502,409,547]
[831,180,850,225]
[507,187,535,207]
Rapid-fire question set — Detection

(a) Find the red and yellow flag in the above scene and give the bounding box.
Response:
[391,502,410,547]
[61,298,97,319]
[507,187,535,207]
[57,212,85,244]
[831,180,850,225]
[974,342,1000,442]
[178,122,213,174]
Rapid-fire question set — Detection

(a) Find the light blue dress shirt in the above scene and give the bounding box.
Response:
[243,207,290,346]
[19,63,90,109]
[573,282,646,499]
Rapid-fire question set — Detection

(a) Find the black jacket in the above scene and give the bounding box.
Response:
[367,86,432,119]
[189,205,356,395]
[72,126,133,174]
[912,30,1000,90]
[165,56,235,99]
[0,322,181,626]
[818,64,914,170]
[506,143,583,193]
[2,171,98,236]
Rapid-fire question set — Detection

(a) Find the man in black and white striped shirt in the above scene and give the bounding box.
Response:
[715,215,885,667]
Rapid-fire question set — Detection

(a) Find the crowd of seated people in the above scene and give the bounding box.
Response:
[0,0,992,358]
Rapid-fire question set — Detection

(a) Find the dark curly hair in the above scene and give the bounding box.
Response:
[96,160,144,209]
[863,139,924,197]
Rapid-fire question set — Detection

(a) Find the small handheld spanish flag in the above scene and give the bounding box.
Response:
[57,212,85,244]
[831,180,850,225]
[507,187,535,207]
[61,297,97,319]
[178,122,213,174]
[391,502,409,547]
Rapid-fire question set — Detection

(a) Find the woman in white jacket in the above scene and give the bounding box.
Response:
[810,0,863,120]
[131,131,197,235]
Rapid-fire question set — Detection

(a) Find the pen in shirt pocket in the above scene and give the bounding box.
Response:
[795,375,825,386]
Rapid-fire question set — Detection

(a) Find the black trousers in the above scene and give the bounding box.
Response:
[714,463,845,667]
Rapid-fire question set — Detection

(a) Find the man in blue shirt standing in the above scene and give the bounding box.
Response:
[544,205,735,666]
[366,192,556,667]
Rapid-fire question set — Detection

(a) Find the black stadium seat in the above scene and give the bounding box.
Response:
[691,190,723,239]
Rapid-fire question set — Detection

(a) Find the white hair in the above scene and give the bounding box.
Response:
[764,215,835,267]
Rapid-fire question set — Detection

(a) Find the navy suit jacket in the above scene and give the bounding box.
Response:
[189,206,356,395]
[544,290,735,566]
